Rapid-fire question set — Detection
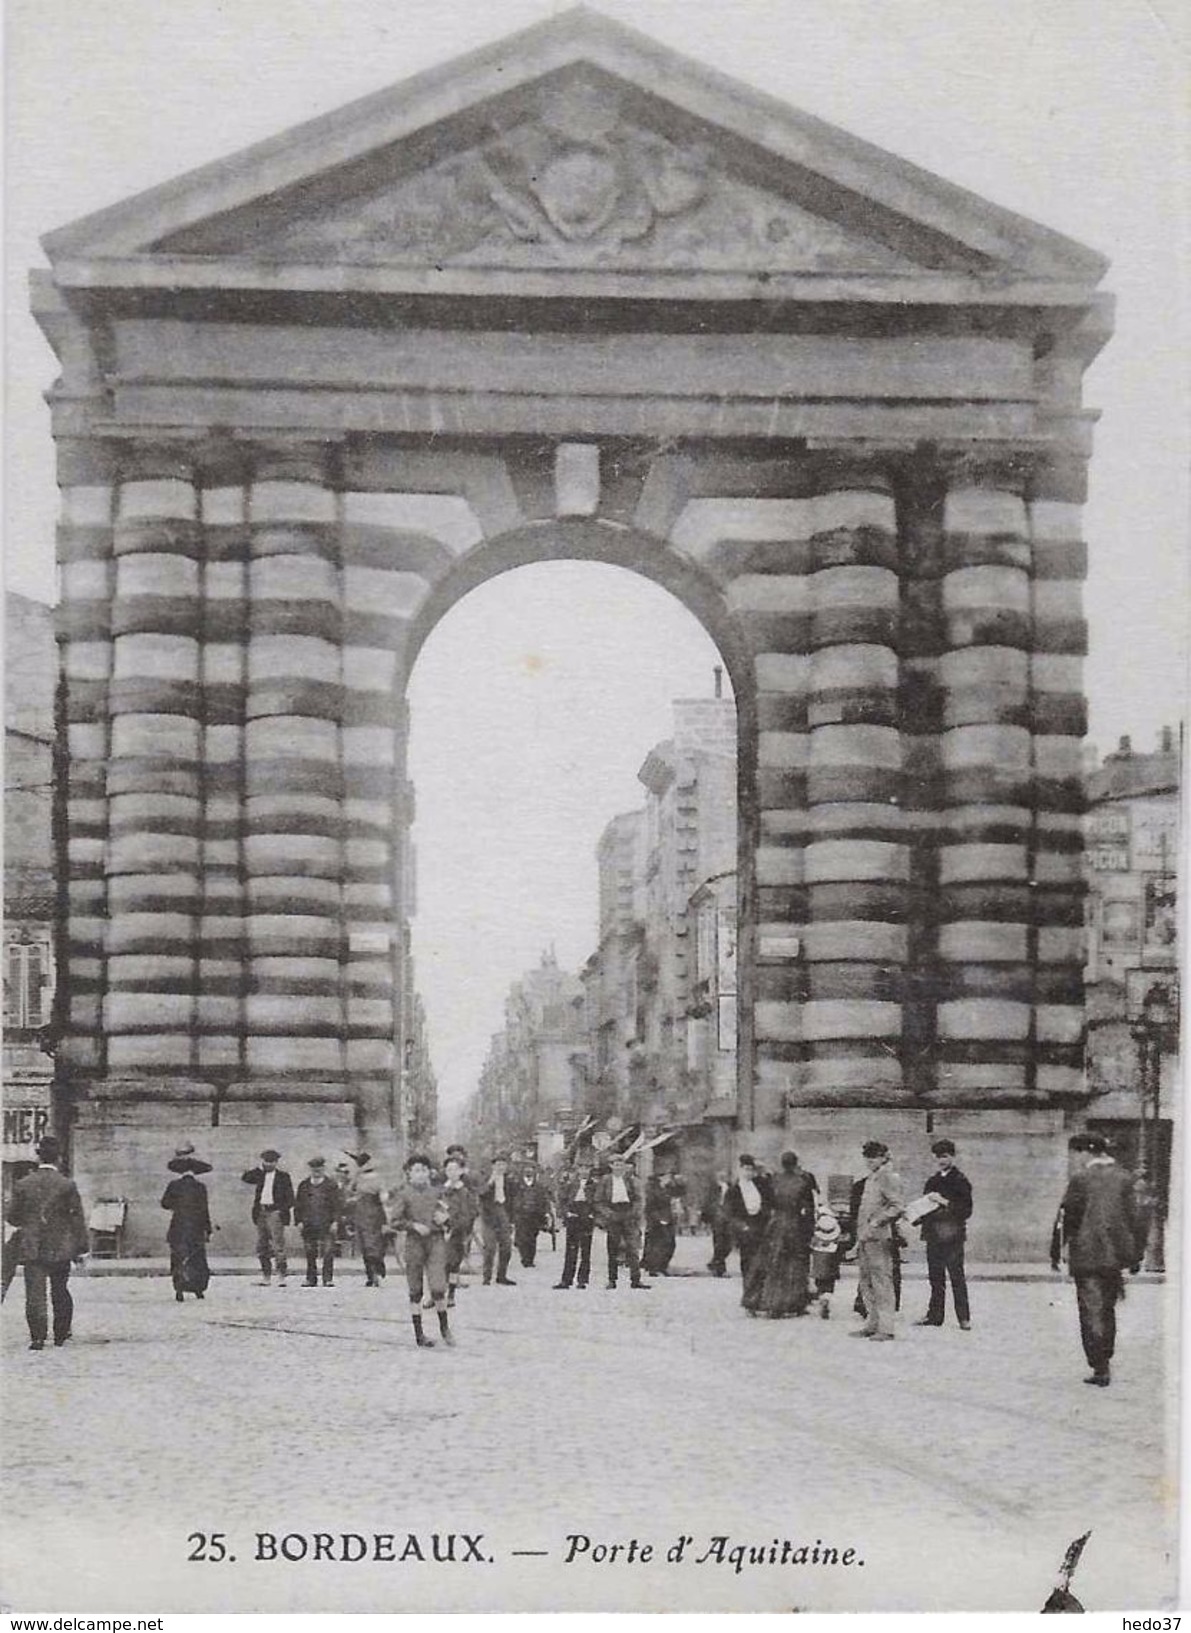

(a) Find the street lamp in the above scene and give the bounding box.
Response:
[1130,980,1179,1272]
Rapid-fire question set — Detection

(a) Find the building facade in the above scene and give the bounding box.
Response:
[463,950,585,1154]
[631,692,738,1125]
[403,989,438,1152]
[570,691,740,1193]
[33,12,1112,1258]
[3,594,58,1213]
[579,810,648,1123]
[1083,728,1180,1211]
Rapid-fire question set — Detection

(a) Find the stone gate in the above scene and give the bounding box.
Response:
[33,11,1111,1254]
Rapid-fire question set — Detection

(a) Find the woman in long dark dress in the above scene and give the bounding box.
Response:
[642,1175,678,1275]
[742,1151,817,1317]
[161,1152,213,1301]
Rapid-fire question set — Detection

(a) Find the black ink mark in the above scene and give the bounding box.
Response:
[1041,1529,1091,1613]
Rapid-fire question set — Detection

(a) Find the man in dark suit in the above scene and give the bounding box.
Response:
[241,1148,295,1287]
[1052,1132,1142,1386]
[914,1138,974,1330]
[702,1171,734,1276]
[5,1135,89,1350]
[512,1162,552,1268]
[594,1153,649,1290]
[477,1153,517,1286]
[293,1156,342,1287]
[554,1156,597,1289]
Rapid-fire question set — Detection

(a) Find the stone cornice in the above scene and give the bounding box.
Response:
[42,257,1109,313]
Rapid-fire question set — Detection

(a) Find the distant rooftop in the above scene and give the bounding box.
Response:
[1085,726,1182,804]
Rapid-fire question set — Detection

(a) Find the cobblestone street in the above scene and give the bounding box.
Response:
[0,1237,1176,1614]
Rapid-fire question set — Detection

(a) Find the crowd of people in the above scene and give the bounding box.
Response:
[3,1128,1154,1381]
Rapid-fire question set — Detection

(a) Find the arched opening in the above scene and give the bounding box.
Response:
[404,551,750,1188]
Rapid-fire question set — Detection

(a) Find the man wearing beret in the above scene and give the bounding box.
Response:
[241,1148,295,1287]
[294,1156,342,1288]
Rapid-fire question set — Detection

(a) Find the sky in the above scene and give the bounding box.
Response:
[4,0,1188,1120]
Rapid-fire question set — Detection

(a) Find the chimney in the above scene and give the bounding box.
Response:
[1160,725,1173,753]
[713,665,723,699]
[1118,734,1132,757]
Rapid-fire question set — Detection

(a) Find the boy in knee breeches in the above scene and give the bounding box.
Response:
[441,1155,478,1307]
[388,1154,454,1348]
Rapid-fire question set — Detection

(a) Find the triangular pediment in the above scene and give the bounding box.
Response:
[42,8,1106,288]
[160,68,924,276]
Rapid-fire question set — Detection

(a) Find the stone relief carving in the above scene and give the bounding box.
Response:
[256,73,916,272]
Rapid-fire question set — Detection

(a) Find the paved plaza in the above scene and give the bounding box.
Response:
[0,1236,1176,1614]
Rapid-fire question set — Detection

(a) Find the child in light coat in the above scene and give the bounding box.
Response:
[810,1205,843,1319]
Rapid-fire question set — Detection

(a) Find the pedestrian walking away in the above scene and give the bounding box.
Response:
[388,1153,455,1348]
[724,1155,772,1288]
[554,1156,597,1289]
[742,1150,817,1318]
[595,1153,649,1290]
[913,1139,973,1330]
[478,1153,517,1285]
[5,1135,89,1350]
[851,1140,905,1341]
[1052,1133,1143,1386]
[161,1146,213,1301]
[441,1155,478,1306]
[294,1156,343,1287]
[241,1149,295,1286]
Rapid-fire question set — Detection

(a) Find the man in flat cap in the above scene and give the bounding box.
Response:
[294,1156,342,1288]
[241,1149,295,1287]
[914,1138,973,1330]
